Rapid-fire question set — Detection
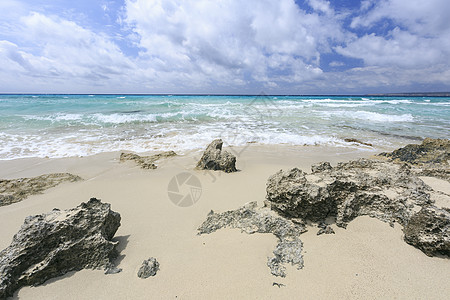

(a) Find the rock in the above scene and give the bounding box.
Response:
[196,139,237,173]
[198,202,306,277]
[379,138,449,165]
[265,168,336,221]
[0,198,121,298]
[0,173,82,207]
[344,138,373,147]
[272,282,286,288]
[137,257,160,278]
[120,151,177,169]
[420,167,450,181]
[403,206,450,257]
[266,159,432,228]
[378,138,450,181]
[311,162,332,173]
[317,223,335,235]
[104,266,122,275]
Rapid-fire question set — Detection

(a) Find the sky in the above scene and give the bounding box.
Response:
[0,0,449,94]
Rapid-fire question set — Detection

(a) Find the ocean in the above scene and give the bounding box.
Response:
[0,94,448,160]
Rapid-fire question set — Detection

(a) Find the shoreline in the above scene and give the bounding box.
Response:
[0,142,390,178]
[1,94,447,161]
[1,143,449,299]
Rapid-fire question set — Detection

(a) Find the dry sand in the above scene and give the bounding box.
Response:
[0,145,449,299]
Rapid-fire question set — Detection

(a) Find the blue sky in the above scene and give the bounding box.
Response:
[0,0,449,94]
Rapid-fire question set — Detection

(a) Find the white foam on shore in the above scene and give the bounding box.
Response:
[92,113,158,124]
[21,113,84,122]
[352,111,414,122]
[0,127,355,160]
[1,95,448,160]
[300,99,412,104]
[320,111,414,122]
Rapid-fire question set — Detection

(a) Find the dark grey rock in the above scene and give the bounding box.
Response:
[137,257,160,278]
[266,159,432,228]
[0,198,121,298]
[120,151,177,169]
[403,206,450,257]
[196,139,237,173]
[0,173,82,207]
[198,202,306,277]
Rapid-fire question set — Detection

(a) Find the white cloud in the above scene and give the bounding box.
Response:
[0,0,449,93]
[329,61,344,67]
[336,28,444,68]
[352,0,450,35]
[307,0,333,16]
[123,0,346,90]
[301,64,450,94]
[0,11,138,92]
[340,0,450,70]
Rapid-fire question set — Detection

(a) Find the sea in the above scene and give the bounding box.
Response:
[0,94,448,160]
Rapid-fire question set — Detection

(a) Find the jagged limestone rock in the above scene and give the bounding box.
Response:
[0,198,121,298]
[0,173,82,207]
[378,138,450,181]
[196,139,237,173]
[266,159,432,228]
[120,151,177,169]
[379,138,449,165]
[137,257,160,278]
[198,202,306,277]
[403,206,450,257]
[265,168,337,222]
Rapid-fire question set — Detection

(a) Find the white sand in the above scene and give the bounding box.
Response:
[0,145,449,299]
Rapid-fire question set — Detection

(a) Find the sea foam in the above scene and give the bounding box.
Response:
[0,95,448,160]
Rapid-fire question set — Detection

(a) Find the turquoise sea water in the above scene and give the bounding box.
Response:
[0,94,448,159]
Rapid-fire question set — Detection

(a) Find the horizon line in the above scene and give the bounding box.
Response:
[1,92,450,97]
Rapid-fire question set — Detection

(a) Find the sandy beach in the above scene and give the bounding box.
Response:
[2,0,450,298]
[1,144,449,299]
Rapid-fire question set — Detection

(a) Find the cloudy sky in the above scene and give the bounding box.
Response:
[0,0,449,94]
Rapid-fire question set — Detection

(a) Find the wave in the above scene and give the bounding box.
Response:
[321,111,414,122]
[0,129,347,160]
[92,113,158,124]
[351,111,414,122]
[417,102,450,106]
[0,95,447,160]
[21,113,84,122]
[301,98,413,105]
